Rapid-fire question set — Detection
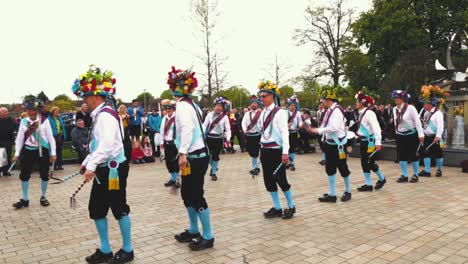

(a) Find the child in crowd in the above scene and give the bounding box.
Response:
[131,141,146,164]
[143,136,155,163]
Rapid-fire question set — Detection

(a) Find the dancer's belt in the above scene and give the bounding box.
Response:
[207,133,223,138]
[164,140,175,145]
[326,136,346,145]
[396,130,416,136]
[188,147,208,159]
[288,130,298,133]
[246,132,260,137]
[261,142,280,148]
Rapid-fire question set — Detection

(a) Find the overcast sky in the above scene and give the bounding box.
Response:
[0,0,371,103]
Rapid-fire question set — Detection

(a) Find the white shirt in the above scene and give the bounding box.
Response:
[317,102,347,141]
[175,98,205,154]
[82,103,124,171]
[288,110,303,130]
[242,109,262,134]
[202,111,232,139]
[357,107,382,145]
[257,103,290,155]
[160,113,176,144]
[15,116,56,156]
[393,103,424,137]
[420,108,444,138]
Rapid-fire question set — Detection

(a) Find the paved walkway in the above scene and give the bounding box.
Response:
[0,152,467,264]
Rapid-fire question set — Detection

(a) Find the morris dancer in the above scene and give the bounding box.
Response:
[72,65,134,264]
[203,97,231,181]
[418,85,446,177]
[392,90,424,183]
[354,92,386,192]
[257,80,296,219]
[12,99,56,209]
[286,96,302,171]
[168,66,214,251]
[241,95,262,176]
[160,99,180,187]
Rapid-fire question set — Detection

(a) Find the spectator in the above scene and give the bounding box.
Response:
[41,105,50,118]
[0,107,15,176]
[76,103,91,128]
[131,141,145,164]
[142,136,155,163]
[232,109,246,152]
[118,105,130,131]
[128,99,145,142]
[71,119,88,164]
[48,106,66,170]
[147,108,162,157]
[299,109,315,153]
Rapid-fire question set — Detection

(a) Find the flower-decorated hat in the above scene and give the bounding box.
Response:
[23,99,44,110]
[320,86,339,101]
[167,66,198,97]
[391,90,410,101]
[72,65,117,98]
[213,96,228,109]
[355,91,375,107]
[249,95,262,107]
[420,85,447,106]
[161,99,176,109]
[287,96,300,109]
[258,80,281,106]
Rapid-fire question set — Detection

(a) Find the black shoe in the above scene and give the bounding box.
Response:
[40,197,50,207]
[56,167,64,171]
[436,170,442,177]
[174,182,181,188]
[256,168,261,174]
[396,176,409,183]
[341,192,352,202]
[357,185,373,192]
[3,172,12,176]
[85,249,113,264]
[375,178,386,190]
[175,230,201,243]
[211,174,217,181]
[285,164,291,169]
[263,207,282,218]
[189,237,214,251]
[12,199,29,209]
[418,170,431,177]
[410,175,419,183]
[290,165,296,171]
[318,194,337,203]
[164,180,176,187]
[282,207,296,219]
[319,160,326,166]
[111,249,134,264]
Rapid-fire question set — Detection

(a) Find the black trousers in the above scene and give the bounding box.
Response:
[289,131,299,154]
[396,133,419,162]
[359,140,379,173]
[164,143,180,173]
[260,148,290,192]
[422,135,443,159]
[319,141,326,158]
[231,132,245,151]
[246,134,261,158]
[89,161,130,220]
[299,130,311,151]
[207,137,223,161]
[0,142,12,173]
[181,156,210,211]
[19,148,50,181]
[54,135,63,168]
[129,125,141,137]
[149,131,161,157]
[324,143,350,177]
[76,147,87,164]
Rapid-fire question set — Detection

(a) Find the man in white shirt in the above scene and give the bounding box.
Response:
[418,87,445,177]
[12,99,56,209]
[391,90,424,183]
[354,92,386,192]
[241,95,263,176]
[202,96,231,181]
[159,99,180,187]
[257,80,296,220]
[72,65,134,264]
[168,66,214,251]
[309,88,352,203]
[286,96,303,171]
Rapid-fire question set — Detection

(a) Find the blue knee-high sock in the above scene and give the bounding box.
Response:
[251,157,258,169]
[423,158,431,173]
[400,161,408,177]
[170,172,178,182]
[328,175,336,196]
[374,170,385,181]
[186,207,199,234]
[211,160,218,174]
[436,158,443,170]
[40,180,48,197]
[118,215,133,253]
[289,153,295,165]
[21,181,29,201]
[270,191,282,210]
[283,190,295,209]
[411,161,419,176]
[344,176,351,193]
[197,208,213,240]
[94,218,112,254]
[364,172,372,186]
[322,153,326,161]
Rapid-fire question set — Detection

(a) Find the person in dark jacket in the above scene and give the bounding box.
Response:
[0,107,16,176]
[75,103,92,128]
[48,106,66,170]
[71,119,89,164]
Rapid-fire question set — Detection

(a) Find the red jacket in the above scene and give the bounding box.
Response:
[131,148,145,161]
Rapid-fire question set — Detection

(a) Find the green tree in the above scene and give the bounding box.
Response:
[160,90,174,100]
[50,100,76,112]
[214,85,250,109]
[22,94,36,102]
[278,85,295,105]
[135,92,154,109]
[340,42,380,91]
[295,78,322,109]
[53,94,72,102]
[37,91,50,103]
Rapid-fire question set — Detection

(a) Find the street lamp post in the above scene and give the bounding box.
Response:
[143,88,147,111]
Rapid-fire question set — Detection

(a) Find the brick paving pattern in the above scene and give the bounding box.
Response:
[0,152,467,264]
